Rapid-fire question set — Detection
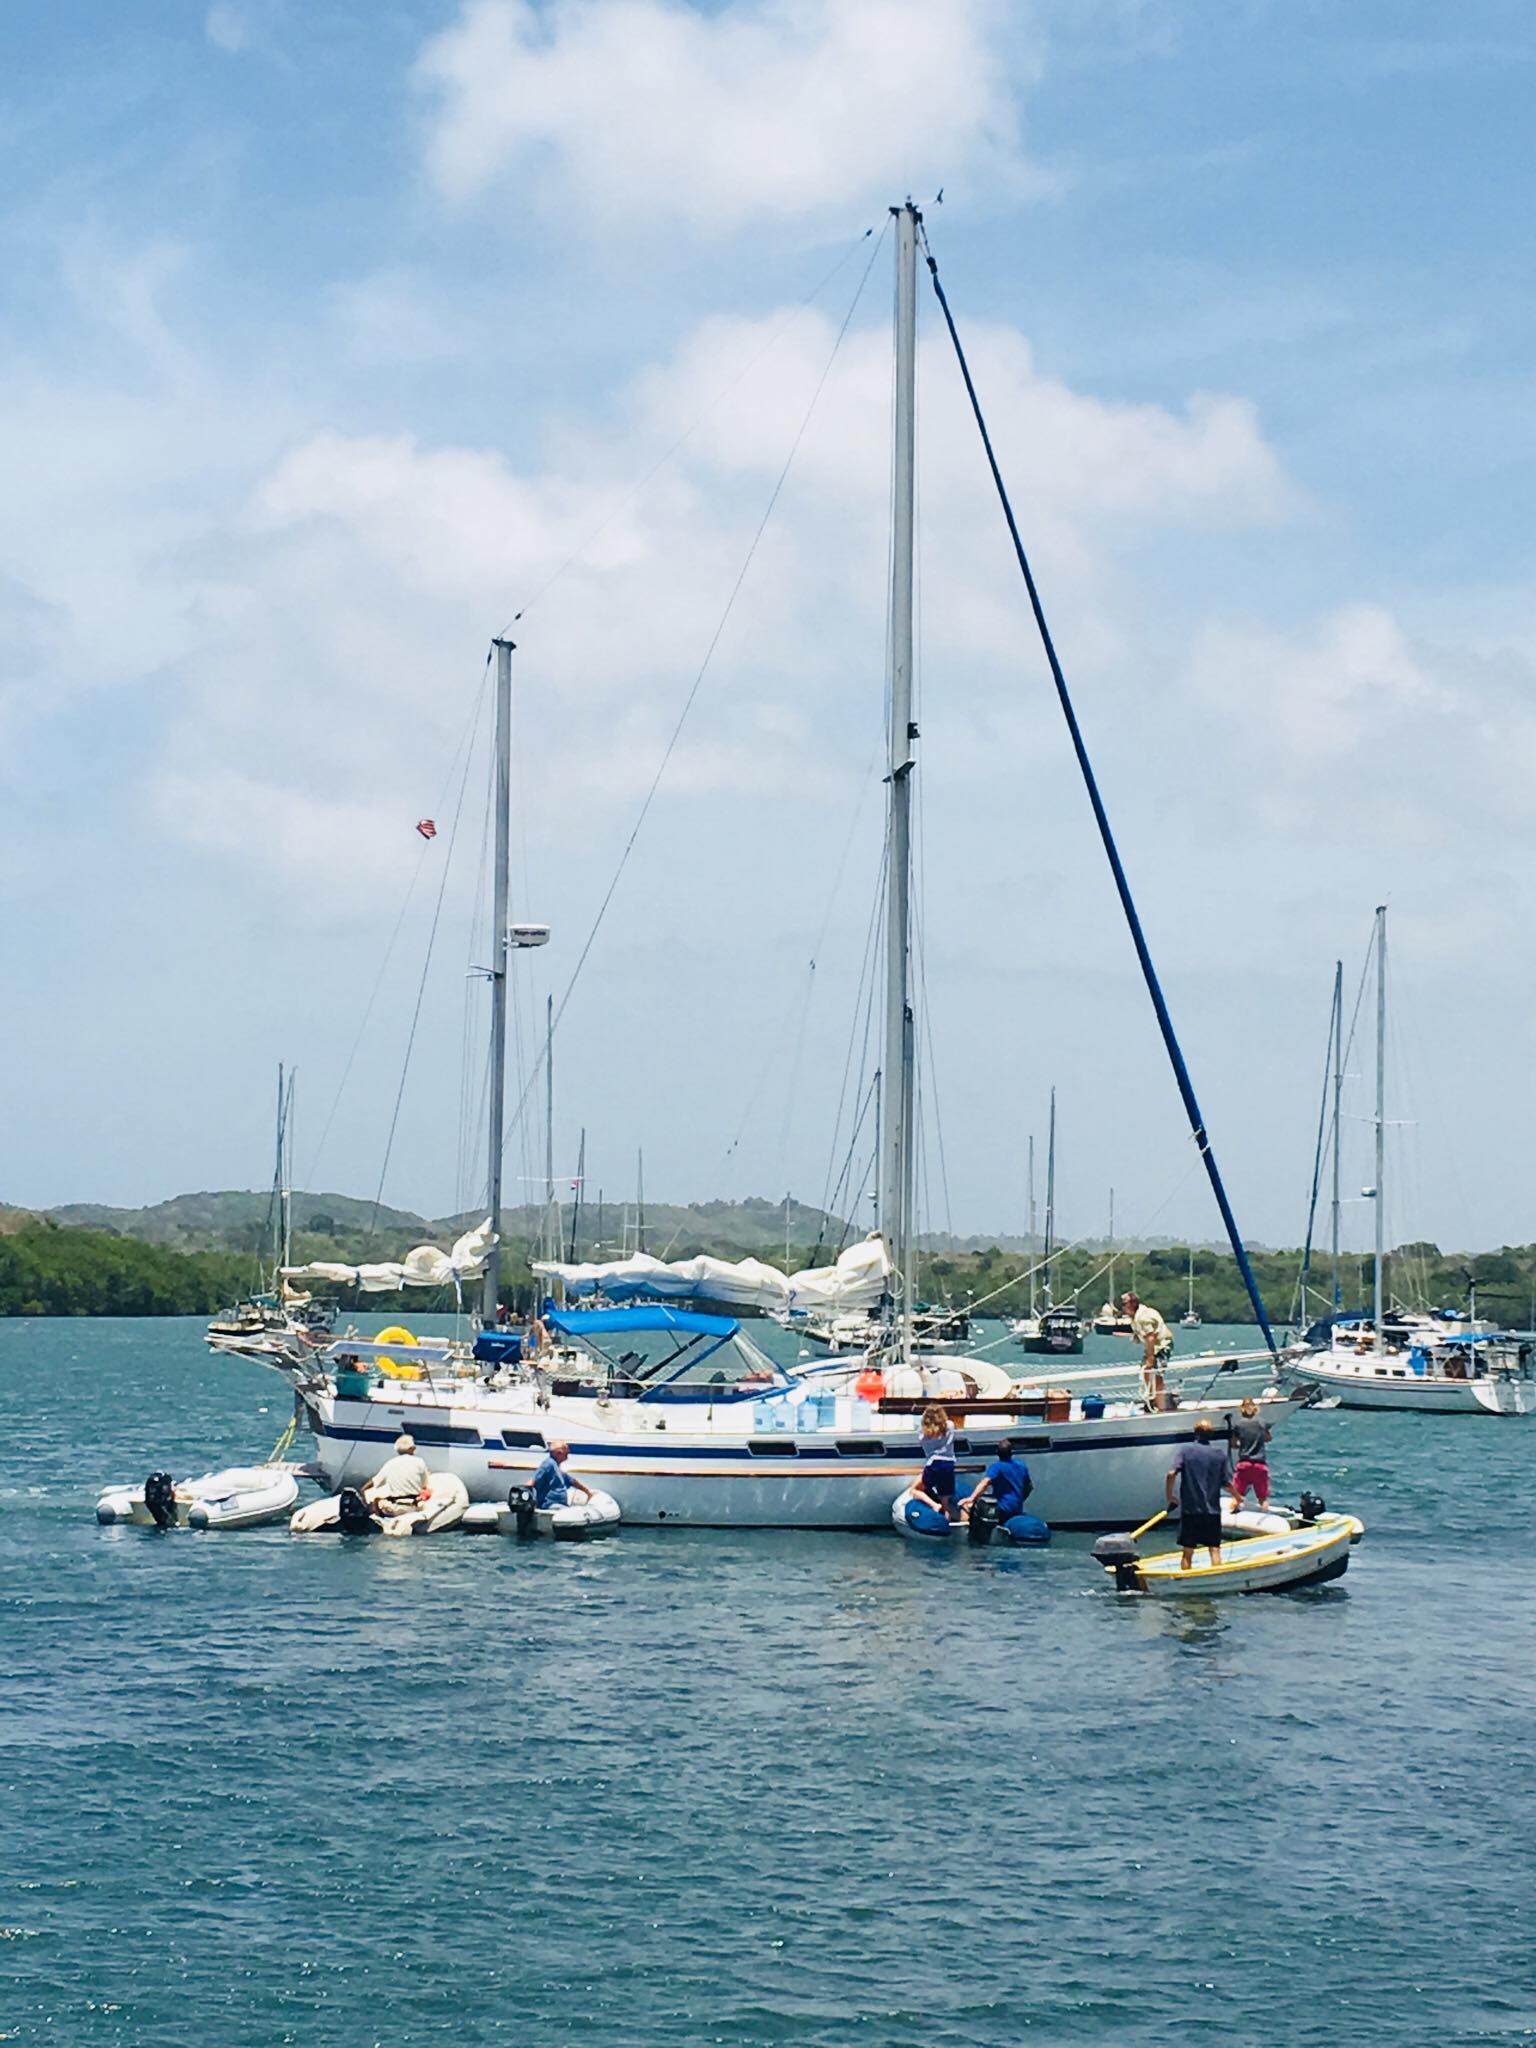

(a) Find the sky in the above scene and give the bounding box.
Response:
[3,0,1535,1258]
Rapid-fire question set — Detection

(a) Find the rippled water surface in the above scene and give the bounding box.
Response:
[3,1317,1534,2047]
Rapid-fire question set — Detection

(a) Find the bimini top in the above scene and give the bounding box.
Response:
[547,1306,740,1339]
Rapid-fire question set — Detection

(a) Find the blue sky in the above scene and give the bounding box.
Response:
[3,0,1534,1260]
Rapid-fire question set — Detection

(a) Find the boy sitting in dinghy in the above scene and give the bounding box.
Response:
[960,1439,1033,1524]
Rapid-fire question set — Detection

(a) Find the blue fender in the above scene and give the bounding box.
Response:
[1001,1512,1051,1546]
[900,1496,954,1539]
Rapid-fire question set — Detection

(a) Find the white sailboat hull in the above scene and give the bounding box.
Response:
[296,1383,1306,1531]
[1299,1353,1536,1414]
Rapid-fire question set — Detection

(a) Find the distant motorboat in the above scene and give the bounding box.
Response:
[1011,1304,1084,1355]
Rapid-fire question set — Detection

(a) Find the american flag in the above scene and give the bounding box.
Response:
[415,818,437,841]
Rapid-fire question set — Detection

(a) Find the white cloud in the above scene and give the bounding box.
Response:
[131,299,1288,915]
[1181,602,1536,861]
[205,4,250,54]
[413,0,1039,227]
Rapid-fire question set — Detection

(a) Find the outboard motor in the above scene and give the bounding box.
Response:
[143,1471,179,1530]
[967,1494,1000,1548]
[337,1487,377,1534]
[507,1484,537,1539]
[1297,1491,1326,1523]
[1092,1533,1142,1591]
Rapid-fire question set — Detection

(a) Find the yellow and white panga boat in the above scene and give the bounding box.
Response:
[1093,1498,1364,1596]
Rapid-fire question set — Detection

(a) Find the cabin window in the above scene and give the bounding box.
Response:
[409,1424,485,1448]
[500,1429,547,1449]
[747,1438,799,1456]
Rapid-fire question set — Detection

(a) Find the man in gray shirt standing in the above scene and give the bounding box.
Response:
[1165,1416,1234,1569]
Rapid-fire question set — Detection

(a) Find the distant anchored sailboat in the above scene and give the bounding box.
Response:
[1292,908,1534,1413]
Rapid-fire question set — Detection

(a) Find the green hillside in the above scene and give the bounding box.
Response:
[7,1183,1535,1325]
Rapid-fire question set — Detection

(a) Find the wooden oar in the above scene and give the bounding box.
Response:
[1129,1506,1170,1542]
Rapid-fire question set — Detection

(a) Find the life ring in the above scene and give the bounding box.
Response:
[374,1325,424,1379]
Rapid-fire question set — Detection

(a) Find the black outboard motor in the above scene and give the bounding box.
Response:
[337,1487,377,1534]
[1092,1533,1142,1591]
[507,1484,537,1539]
[143,1471,178,1530]
[1297,1491,1326,1523]
[967,1494,1000,1547]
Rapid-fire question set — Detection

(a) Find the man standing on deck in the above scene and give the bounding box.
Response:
[1166,1416,1233,1568]
[1123,1291,1173,1410]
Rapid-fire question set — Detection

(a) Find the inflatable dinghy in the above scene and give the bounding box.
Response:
[96,1466,300,1531]
[462,1485,621,1540]
[290,1472,469,1537]
[1094,1506,1363,1596]
[891,1487,1050,1547]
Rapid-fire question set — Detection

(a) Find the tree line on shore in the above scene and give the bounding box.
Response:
[4,1212,1536,1327]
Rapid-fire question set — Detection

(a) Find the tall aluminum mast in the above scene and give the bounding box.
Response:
[1042,1086,1057,1310]
[1373,905,1387,1341]
[878,200,920,1361]
[481,637,514,1325]
[1329,958,1343,1309]
[544,991,556,1263]
[1027,1133,1037,1318]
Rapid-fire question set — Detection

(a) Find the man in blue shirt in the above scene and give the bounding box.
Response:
[961,1438,1032,1522]
[531,1440,593,1511]
[1166,1416,1234,1568]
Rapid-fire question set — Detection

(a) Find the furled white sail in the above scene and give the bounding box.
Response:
[283,1219,496,1294]
[533,1233,891,1314]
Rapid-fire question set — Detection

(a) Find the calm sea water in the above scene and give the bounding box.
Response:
[3,1316,1533,2047]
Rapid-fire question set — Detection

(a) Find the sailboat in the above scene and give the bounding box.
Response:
[1010,1089,1083,1353]
[1294,908,1534,1413]
[257,201,1308,1525]
[206,1066,335,1364]
[1092,1186,1134,1334]
[1180,1249,1201,1328]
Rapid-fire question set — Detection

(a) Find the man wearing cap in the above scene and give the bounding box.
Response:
[363,1434,430,1512]
[1124,1291,1173,1409]
[1165,1416,1233,1568]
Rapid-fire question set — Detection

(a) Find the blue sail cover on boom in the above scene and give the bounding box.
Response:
[548,1306,740,1338]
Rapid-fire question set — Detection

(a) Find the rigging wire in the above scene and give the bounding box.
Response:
[500,224,891,1170]
[365,688,485,1241]
[1289,977,1342,1331]
[501,224,882,636]
[304,655,493,1193]
[814,835,888,1254]
[919,219,1279,1353]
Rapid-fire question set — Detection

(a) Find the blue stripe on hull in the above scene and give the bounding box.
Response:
[312,1415,1212,1459]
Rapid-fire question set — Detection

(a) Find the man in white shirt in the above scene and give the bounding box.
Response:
[1122,1292,1172,1410]
[364,1434,430,1510]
